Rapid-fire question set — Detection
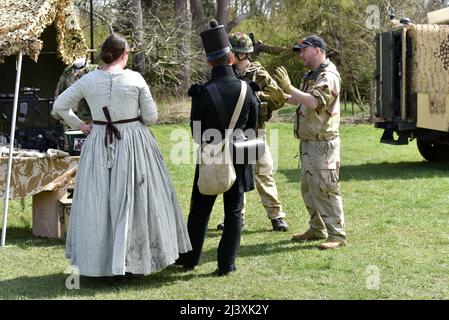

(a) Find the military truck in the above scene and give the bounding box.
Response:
[375,7,449,161]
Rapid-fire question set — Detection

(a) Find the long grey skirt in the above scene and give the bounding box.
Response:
[65,122,192,276]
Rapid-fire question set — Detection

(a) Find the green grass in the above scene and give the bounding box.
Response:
[1,123,449,299]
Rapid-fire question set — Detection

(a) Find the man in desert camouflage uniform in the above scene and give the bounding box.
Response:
[216,32,289,232]
[268,35,347,249]
[52,57,98,122]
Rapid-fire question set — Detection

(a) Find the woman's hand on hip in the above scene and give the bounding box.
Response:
[79,123,92,135]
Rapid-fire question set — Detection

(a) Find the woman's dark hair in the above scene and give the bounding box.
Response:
[101,33,129,64]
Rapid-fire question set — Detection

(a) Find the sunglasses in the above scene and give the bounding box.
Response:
[298,40,313,47]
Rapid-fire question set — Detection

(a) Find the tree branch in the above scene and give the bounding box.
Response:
[76,5,114,34]
[226,12,251,32]
[252,40,289,57]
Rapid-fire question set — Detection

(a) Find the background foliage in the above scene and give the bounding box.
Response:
[74,0,449,102]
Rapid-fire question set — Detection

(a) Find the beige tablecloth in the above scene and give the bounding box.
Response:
[0,156,79,199]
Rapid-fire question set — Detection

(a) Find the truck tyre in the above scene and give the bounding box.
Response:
[417,139,449,162]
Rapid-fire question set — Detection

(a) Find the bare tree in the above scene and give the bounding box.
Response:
[130,0,145,72]
[175,0,192,94]
[216,0,231,28]
[215,0,266,32]
[190,0,206,31]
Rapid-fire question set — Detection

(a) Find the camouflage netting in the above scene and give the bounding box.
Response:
[0,0,87,64]
[409,24,449,114]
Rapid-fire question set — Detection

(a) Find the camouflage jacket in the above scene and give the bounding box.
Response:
[54,63,98,122]
[235,61,286,128]
[294,59,341,141]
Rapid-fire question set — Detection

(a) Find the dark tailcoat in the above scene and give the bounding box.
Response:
[179,65,259,273]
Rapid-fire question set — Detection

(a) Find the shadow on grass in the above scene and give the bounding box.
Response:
[278,161,449,183]
[0,238,317,299]
[239,240,319,256]
[197,239,318,266]
[1,226,65,248]
[205,227,272,239]
[0,227,65,249]
[3,224,283,248]
[0,267,199,299]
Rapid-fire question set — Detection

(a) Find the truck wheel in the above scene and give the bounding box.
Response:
[417,139,449,162]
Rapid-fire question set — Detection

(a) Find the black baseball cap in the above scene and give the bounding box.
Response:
[293,35,327,51]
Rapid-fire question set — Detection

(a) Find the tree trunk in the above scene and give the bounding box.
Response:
[190,0,206,31]
[354,82,366,112]
[130,0,145,73]
[369,79,376,123]
[216,0,255,32]
[216,0,231,29]
[175,0,192,95]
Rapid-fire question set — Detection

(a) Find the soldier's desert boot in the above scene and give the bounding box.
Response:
[319,240,347,250]
[271,218,289,232]
[291,229,327,241]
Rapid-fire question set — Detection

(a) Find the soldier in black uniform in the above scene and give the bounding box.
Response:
[176,20,259,276]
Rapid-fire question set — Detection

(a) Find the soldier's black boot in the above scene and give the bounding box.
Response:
[271,218,289,232]
[217,220,244,231]
[174,256,195,271]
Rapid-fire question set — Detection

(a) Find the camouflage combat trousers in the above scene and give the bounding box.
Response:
[242,136,285,221]
[300,140,346,241]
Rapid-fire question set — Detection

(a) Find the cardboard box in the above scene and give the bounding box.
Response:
[58,191,72,239]
[32,189,67,239]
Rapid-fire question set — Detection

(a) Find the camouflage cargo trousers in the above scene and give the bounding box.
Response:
[242,136,285,221]
[300,140,347,241]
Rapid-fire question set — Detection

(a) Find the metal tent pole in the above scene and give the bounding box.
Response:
[1,50,23,247]
[90,0,94,63]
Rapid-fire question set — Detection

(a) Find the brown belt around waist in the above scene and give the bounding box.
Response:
[93,106,142,146]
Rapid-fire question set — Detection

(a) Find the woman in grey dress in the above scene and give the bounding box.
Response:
[53,34,191,277]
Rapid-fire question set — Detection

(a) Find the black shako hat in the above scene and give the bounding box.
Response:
[293,34,327,52]
[200,20,231,62]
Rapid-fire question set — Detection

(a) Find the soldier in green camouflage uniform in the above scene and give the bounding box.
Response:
[52,57,98,122]
[269,35,347,249]
[51,58,97,151]
[216,32,289,232]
